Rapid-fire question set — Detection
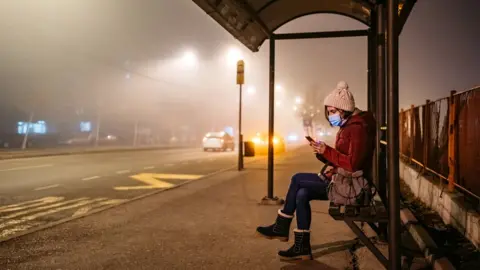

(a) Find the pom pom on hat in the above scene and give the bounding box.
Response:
[324,81,355,112]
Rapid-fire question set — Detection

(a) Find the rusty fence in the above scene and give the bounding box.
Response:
[399,86,480,202]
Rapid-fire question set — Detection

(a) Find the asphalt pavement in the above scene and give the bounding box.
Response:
[0,147,242,241]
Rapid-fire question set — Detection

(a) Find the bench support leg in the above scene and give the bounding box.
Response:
[345,219,389,269]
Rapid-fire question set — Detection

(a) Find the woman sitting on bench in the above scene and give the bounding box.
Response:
[256,81,376,261]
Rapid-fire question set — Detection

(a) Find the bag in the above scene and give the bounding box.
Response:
[327,168,374,206]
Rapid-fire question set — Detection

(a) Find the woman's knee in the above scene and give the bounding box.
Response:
[295,188,309,205]
[290,173,307,185]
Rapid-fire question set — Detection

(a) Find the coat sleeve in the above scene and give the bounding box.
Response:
[321,124,369,172]
[315,153,329,164]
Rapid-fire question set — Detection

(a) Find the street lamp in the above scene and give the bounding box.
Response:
[295,96,303,104]
[275,85,283,92]
[247,86,256,95]
[181,50,198,68]
[227,47,243,66]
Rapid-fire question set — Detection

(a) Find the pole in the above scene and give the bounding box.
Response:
[95,113,101,147]
[368,20,377,186]
[238,84,244,171]
[21,111,34,150]
[267,36,275,199]
[133,120,139,147]
[376,2,388,240]
[387,0,401,269]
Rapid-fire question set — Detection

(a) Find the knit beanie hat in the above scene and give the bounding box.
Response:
[323,81,356,112]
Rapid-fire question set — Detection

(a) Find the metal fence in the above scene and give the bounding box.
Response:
[399,87,480,200]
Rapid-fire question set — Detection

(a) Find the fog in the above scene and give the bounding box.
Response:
[2,0,476,148]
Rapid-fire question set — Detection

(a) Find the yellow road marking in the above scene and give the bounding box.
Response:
[114,173,203,191]
[0,197,88,221]
[0,197,63,212]
[34,184,60,191]
[0,198,106,230]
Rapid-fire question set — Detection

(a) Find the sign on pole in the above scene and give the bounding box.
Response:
[237,60,245,85]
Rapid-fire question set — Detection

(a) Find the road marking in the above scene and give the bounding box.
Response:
[164,163,174,167]
[0,197,63,213]
[1,198,88,221]
[82,176,100,181]
[114,173,203,191]
[116,170,131,174]
[197,160,203,163]
[0,164,53,172]
[143,166,155,170]
[0,198,105,230]
[209,158,215,161]
[34,184,60,191]
[181,162,189,165]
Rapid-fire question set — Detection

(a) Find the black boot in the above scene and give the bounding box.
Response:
[278,229,313,261]
[256,210,293,242]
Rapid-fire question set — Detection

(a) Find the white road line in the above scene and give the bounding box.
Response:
[0,198,105,230]
[34,184,60,191]
[116,170,131,174]
[164,164,174,167]
[143,166,155,170]
[0,164,53,172]
[82,176,100,181]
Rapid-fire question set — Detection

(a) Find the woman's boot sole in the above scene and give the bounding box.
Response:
[278,254,313,261]
[255,231,288,242]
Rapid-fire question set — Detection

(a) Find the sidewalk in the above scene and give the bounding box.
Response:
[0,147,387,270]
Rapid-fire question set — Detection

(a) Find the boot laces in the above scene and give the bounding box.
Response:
[294,233,304,253]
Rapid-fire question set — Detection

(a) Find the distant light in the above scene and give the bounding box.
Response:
[275,100,282,107]
[295,96,303,104]
[247,86,256,95]
[275,85,282,91]
[227,47,243,65]
[125,73,131,79]
[310,113,314,117]
[293,106,298,111]
[181,50,198,68]
[310,106,314,110]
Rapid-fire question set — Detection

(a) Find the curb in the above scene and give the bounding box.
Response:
[0,155,264,244]
[400,208,456,270]
[0,145,193,160]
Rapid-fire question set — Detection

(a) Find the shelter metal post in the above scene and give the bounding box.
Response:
[260,35,283,205]
[368,24,377,186]
[387,0,401,269]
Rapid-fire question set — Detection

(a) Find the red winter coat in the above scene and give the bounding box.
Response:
[318,110,376,177]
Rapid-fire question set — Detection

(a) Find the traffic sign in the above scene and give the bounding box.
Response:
[237,60,244,85]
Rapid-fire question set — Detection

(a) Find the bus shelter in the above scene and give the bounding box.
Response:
[191,1,417,269]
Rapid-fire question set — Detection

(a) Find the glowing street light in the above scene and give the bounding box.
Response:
[275,100,282,107]
[293,106,298,111]
[181,50,198,68]
[247,86,256,95]
[295,96,303,104]
[275,85,283,92]
[226,47,243,66]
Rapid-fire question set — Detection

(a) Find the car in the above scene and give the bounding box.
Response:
[202,131,235,152]
[249,132,286,154]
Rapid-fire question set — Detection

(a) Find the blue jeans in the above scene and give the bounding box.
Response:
[282,173,329,230]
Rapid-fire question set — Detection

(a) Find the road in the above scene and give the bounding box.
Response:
[0,148,241,241]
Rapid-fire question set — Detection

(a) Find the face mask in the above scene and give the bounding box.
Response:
[328,114,342,127]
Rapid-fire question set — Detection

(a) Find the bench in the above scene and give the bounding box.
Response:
[328,194,389,268]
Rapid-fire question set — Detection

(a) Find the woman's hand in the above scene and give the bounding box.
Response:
[310,141,327,154]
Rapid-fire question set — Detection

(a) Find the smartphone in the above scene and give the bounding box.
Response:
[305,136,315,143]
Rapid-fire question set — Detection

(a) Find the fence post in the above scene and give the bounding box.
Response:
[400,109,404,156]
[448,90,457,192]
[423,100,430,170]
[410,104,415,161]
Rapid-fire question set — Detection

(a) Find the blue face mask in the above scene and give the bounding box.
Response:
[328,114,342,127]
